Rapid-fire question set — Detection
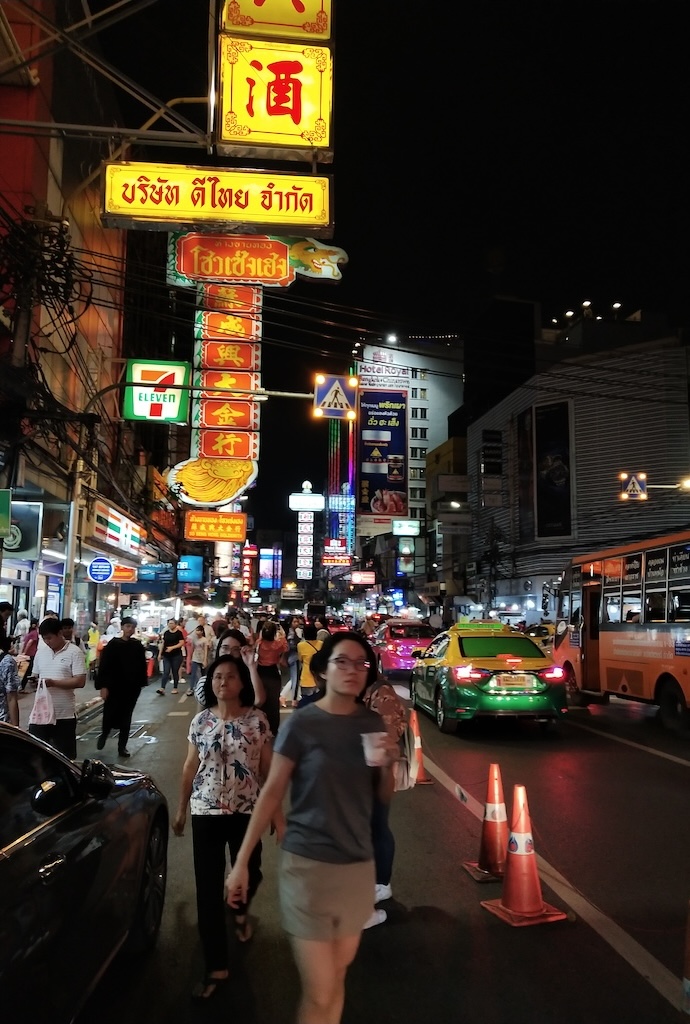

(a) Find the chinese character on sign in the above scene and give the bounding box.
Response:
[246,59,303,124]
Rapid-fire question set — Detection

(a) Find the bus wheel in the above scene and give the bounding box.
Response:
[658,680,690,733]
[565,665,589,707]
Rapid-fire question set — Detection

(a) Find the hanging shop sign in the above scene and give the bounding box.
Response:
[197,370,261,395]
[122,359,191,423]
[102,162,333,236]
[217,36,333,162]
[195,309,262,341]
[177,555,204,583]
[91,500,144,556]
[167,232,347,288]
[197,339,262,371]
[357,390,409,526]
[197,399,261,431]
[87,556,114,583]
[168,458,258,509]
[184,511,247,543]
[222,0,333,41]
[196,430,260,460]
[111,565,138,583]
[200,283,263,314]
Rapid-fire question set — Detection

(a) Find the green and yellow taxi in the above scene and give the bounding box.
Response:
[409,622,568,733]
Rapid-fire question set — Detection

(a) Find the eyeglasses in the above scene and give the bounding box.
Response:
[219,644,243,656]
[328,656,371,672]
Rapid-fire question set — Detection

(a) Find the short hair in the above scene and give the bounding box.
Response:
[303,623,318,641]
[202,655,254,709]
[59,618,74,630]
[309,631,377,694]
[0,635,12,653]
[0,601,13,613]
[39,618,62,638]
[44,609,59,618]
[215,629,246,658]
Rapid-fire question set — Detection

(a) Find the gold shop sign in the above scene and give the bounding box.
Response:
[102,162,332,236]
[221,0,333,41]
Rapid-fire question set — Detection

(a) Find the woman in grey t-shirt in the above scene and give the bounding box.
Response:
[225,632,399,1024]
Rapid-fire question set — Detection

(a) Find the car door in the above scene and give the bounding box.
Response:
[0,733,130,1022]
[416,634,450,707]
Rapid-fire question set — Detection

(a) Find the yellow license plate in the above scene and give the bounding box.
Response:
[496,673,533,687]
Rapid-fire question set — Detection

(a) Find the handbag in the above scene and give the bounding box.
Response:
[394,723,418,792]
[29,677,56,727]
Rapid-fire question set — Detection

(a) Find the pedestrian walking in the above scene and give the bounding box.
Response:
[0,636,19,726]
[254,620,288,736]
[186,625,211,697]
[157,617,186,695]
[96,616,147,758]
[172,654,281,1002]
[281,615,304,707]
[19,617,39,689]
[294,623,322,705]
[29,617,86,758]
[225,631,399,1024]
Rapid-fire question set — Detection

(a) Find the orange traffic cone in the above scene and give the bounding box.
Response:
[481,785,567,926]
[463,763,508,882]
[408,709,434,785]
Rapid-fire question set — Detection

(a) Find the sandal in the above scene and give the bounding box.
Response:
[234,915,254,943]
[156,688,165,696]
[191,973,229,1001]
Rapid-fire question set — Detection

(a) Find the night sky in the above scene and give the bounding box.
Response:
[88,1,688,530]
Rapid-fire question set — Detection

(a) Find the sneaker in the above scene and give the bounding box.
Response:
[186,689,194,697]
[156,688,165,696]
[375,883,392,903]
[171,688,178,694]
[118,749,131,758]
[363,909,387,930]
[96,733,107,751]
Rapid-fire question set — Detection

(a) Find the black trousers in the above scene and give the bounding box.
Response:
[258,664,282,736]
[29,718,77,759]
[191,813,263,973]
[101,699,135,753]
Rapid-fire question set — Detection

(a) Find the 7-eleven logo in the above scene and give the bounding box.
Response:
[124,360,191,424]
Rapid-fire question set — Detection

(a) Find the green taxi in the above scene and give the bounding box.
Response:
[409,622,568,733]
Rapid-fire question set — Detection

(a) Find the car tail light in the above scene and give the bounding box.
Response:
[386,643,397,651]
[452,664,492,683]
[535,665,565,681]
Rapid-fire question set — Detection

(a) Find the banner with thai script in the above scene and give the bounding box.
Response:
[102,162,332,236]
[357,390,408,529]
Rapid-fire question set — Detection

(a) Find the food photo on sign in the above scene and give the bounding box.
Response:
[357,389,409,524]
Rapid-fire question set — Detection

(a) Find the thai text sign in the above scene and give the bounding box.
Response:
[222,0,333,41]
[123,360,191,423]
[175,234,293,287]
[184,511,247,542]
[218,37,332,158]
[102,162,332,236]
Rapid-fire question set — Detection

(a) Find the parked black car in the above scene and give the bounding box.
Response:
[0,723,168,1022]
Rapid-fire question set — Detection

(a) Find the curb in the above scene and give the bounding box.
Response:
[77,696,103,720]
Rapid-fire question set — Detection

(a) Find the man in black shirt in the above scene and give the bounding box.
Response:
[157,617,185,696]
[96,617,147,757]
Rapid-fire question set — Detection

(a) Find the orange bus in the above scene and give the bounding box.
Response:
[553,528,690,732]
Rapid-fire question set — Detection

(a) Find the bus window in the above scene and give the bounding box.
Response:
[558,590,571,621]
[603,596,621,623]
[645,591,667,622]
[570,592,581,626]
[670,588,690,622]
[622,592,641,622]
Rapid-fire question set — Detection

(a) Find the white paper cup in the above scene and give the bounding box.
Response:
[361,731,389,767]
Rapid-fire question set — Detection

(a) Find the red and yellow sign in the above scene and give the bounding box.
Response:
[218,37,332,158]
[195,310,261,341]
[199,340,261,370]
[222,0,332,41]
[178,234,293,287]
[199,399,261,430]
[198,430,260,460]
[103,162,332,236]
[184,511,247,543]
[111,565,138,583]
[198,370,261,395]
[201,282,263,313]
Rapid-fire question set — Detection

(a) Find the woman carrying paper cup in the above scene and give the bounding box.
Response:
[225,631,398,1024]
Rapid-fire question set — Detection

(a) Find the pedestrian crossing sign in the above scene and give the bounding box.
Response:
[313,374,358,420]
[619,472,648,501]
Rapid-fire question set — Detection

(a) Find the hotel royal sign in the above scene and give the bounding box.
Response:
[102,162,333,237]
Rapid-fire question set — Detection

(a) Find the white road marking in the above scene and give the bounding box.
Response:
[567,718,690,767]
[424,755,682,1010]
[167,711,191,717]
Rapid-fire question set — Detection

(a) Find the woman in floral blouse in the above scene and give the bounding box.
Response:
[172,654,281,1002]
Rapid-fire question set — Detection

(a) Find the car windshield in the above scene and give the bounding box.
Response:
[459,636,547,659]
[390,625,436,639]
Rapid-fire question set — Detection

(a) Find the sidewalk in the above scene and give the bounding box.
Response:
[16,684,103,731]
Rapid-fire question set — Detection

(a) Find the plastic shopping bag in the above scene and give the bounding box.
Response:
[394,723,418,792]
[28,678,56,726]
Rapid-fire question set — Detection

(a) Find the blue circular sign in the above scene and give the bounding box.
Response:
[87,556,114,583]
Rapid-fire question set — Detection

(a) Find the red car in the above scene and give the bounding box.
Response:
[369,619,438,676]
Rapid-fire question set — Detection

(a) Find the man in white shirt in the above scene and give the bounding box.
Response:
[30,617,87,758]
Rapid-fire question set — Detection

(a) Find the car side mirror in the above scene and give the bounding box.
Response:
[80,758,117,798]
[31,777,73,817]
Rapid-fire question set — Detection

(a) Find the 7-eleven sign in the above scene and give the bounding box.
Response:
[123,360,192,423]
